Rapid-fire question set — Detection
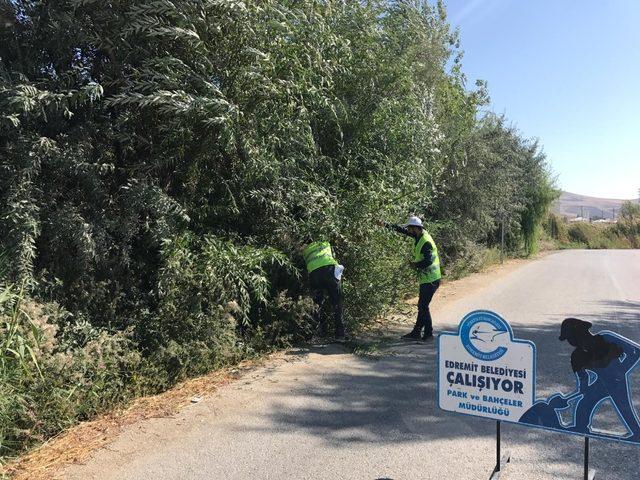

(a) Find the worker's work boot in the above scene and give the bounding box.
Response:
[401,330,421,340]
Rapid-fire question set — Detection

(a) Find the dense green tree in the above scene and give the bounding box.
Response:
[0,0,557,459]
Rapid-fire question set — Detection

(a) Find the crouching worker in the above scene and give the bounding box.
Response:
[379,215,441,341]
[302,240,346,341]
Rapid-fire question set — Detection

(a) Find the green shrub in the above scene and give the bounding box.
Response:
[545,213,569,243]
[615,202,640,248]
[567,222,599,245]
[0,286,145,458]
[560,221,635,250]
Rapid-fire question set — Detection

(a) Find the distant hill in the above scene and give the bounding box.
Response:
[553,191,633,219]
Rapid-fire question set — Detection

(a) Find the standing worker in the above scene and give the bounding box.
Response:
[379,215,441,340]
[302,240,346,341]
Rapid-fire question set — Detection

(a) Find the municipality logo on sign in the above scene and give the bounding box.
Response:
[460,310,509,361]
[438,310,536,422]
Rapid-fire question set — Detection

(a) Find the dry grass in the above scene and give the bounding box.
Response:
[0,355,273,480]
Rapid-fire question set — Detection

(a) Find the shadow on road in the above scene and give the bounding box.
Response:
[240,299,640,478]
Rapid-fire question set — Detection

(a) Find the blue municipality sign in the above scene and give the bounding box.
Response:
[438,310,640,445]
[438,310,536,422]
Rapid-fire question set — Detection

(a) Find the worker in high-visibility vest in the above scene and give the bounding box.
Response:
[302,240,346,340]
[379,215,441,340]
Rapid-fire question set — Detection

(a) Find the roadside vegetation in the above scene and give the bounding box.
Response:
[0,0,556,464]
[544,202,640,249]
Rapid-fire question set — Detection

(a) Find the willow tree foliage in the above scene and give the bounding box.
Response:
[0,0,557,358]
[0,0,556,458]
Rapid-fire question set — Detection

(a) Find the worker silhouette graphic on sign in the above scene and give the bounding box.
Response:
[519,318,640,442]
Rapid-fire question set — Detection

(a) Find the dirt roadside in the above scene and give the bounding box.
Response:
[1,252,550,480]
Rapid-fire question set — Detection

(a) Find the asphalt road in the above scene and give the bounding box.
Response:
[64,250,640,480]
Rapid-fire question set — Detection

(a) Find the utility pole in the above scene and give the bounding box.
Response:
[496,209,506,264]
[501,218,505,264]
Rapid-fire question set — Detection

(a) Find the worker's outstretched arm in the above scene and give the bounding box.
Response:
[378,220,411,237]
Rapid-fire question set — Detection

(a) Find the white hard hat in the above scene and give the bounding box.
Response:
[402,215,423,228]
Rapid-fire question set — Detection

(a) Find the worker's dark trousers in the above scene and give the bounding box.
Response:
[412,280,440,336]
[309,265,345,337]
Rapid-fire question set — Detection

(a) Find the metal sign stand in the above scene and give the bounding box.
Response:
[583,437,596,480]
[489,421,511,479]
[488,424,596,480]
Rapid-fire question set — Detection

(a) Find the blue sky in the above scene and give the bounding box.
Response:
[443,0,639,199]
